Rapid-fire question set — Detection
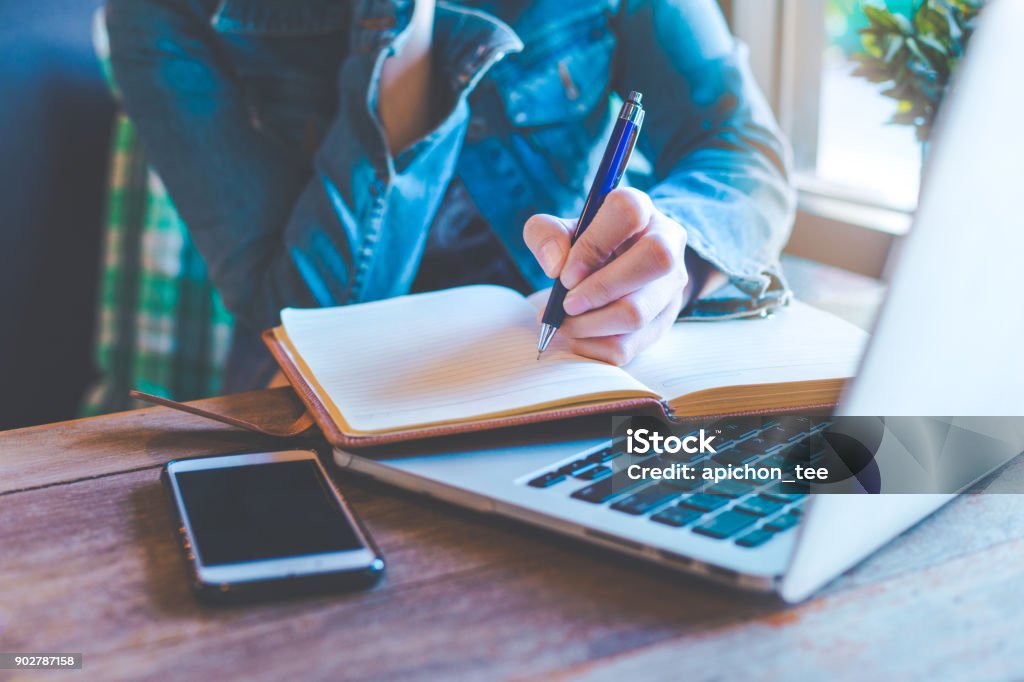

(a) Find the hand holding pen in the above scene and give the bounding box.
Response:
[525,91,695,365]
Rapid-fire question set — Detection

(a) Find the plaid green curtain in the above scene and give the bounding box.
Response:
[82,14,235,415]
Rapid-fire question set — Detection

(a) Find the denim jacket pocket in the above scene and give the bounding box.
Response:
[210,0,348,35]
[490,12,615,127]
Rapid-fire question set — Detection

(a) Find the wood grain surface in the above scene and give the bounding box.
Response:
[2,390,1023,682]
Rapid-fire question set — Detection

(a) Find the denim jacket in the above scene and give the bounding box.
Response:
[105,0,795,339]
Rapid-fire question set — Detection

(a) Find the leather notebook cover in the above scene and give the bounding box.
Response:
[261,328,669,449]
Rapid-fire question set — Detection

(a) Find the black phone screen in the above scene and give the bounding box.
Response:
[174,460,363,566]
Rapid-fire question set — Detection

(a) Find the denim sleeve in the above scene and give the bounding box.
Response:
[614,0,796,318]
[104,0,521,333]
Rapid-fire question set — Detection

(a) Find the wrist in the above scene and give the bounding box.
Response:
[682,247,726,309]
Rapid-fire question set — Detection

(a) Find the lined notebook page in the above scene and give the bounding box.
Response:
[625,301,869,401]
[280,286,652,434]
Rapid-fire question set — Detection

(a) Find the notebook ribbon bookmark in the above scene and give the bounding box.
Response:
[129,390,318,438]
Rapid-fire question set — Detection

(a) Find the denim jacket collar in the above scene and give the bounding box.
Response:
[352,0,524,91]
[435,3,523,93]
[351,0,414,53]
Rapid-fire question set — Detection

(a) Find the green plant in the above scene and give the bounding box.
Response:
[851,0,983,142]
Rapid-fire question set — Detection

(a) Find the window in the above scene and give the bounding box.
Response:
[729,0,921,238]
[815,0,922,213]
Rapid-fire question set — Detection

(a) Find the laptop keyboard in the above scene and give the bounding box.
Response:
[524,417,832,549]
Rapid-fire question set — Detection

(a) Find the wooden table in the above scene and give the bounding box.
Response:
[3,386,1024,681]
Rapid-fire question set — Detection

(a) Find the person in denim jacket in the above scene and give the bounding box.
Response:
[104,0,795,392]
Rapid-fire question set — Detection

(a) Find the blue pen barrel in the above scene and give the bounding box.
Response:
[540,92,644,332]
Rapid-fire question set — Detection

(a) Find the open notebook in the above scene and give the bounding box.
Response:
[262,285,869,447]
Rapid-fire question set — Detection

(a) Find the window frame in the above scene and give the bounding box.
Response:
[725,0,913,277]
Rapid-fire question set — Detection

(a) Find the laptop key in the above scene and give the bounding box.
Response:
[777,439,811,461]
[732,436,776,455]
[610,483,681,515]
[528,471,566,488]
[756,453,794,472]
[714,422,757,443]
[663,447,705,464]
[575,465,612,481]
[556,459,594,476]
[679,493,730,512]
[571,471,645,504]
[586,447,623,464]
[707,480,754,498]
[713,449,758,466]
[760,490,806,503]
[632,456,670,470]
[784,419,814,441]
[693,510,758,539]
[651,505,704,528]
[663,475,703,492]
[736,528,775,548]
[764,512,800,532]
[760,424,797,443]
[735,495,786,517]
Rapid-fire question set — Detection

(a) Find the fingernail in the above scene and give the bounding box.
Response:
[563,290,589,316]
[540,242,563,277]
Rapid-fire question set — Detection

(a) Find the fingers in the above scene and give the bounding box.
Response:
[562,226,686,316]
[526,189,690,366]
[560,274,684,338]
[523,214,575,278]
[567,292,683,366]
[560,187,654,289]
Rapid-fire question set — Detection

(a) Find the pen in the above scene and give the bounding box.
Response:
[536,90,645,358]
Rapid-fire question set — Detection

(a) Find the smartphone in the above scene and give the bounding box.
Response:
[162,450,384,603]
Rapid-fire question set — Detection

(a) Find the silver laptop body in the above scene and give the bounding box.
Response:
[334,0,1024,602]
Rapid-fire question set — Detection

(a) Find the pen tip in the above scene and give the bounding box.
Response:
[537,323,557,357]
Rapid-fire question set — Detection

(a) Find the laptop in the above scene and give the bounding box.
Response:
[333,0,1024,602]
